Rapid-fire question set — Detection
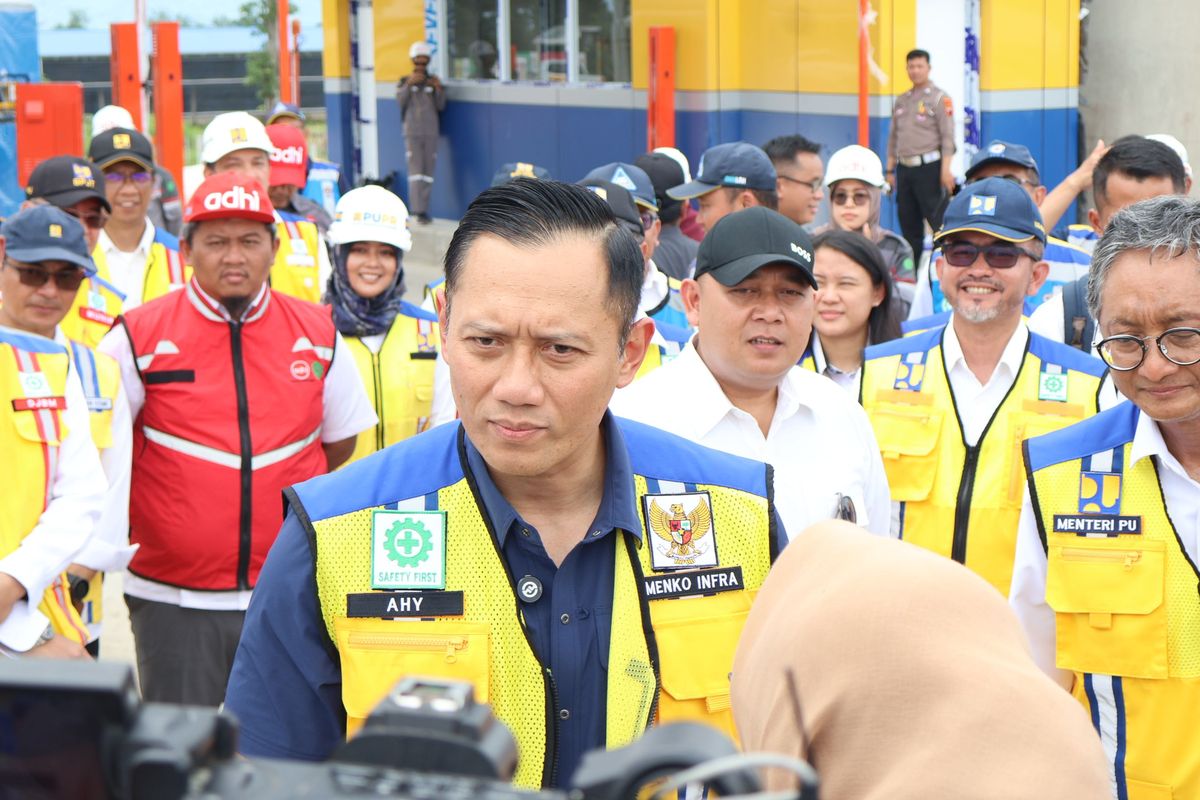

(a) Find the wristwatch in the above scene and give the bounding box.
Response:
[67,573,90,605]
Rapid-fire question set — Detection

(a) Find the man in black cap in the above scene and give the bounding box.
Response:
[666,142,778,234]
[611,206,892,539]
[636,152,697,280]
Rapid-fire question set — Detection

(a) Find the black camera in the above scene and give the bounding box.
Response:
[0,660,816,799]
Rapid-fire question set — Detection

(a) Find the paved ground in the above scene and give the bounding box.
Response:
[98,217,460,678]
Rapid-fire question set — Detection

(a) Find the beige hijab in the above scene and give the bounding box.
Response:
[731,521,1111,799]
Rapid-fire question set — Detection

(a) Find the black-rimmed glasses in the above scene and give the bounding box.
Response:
[1097,327,1200,371]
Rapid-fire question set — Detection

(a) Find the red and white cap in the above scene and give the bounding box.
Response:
[185,172,276,224]
[266,123,309,187]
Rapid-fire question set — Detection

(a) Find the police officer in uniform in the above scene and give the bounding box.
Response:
[859,178,1107,596]
[886,49,956,262]
[1012,196,1200,798]
[225,179,783,787]
[397,41,446,224]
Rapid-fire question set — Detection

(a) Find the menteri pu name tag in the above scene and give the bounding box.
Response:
[1053,514,1143,536]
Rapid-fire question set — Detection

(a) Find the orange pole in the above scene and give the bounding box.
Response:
[857,0,869,146]
[647,26,676,150]
[291,19,302,104]
[110,23,144,130]
[151,21,184,191]
[278,0,293,105]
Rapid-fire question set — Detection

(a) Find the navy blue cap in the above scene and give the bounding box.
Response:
[582,162,658,211]
[2,205,95,275]
[667,142,776,199]
[965,140,1039,180]
[266,102,306,124]
[492,161,551,187]
[579,180,643,237]
[936,176,1046,245]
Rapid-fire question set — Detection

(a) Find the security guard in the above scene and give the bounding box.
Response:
[886,48,955,262]
[1012,196,1200,798]
[859,178,1107,596]
[226,179,783,788]
[200,111,330,303]
[0,205,109,658]
[326,185,439,465]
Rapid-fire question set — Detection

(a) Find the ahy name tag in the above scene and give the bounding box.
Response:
[642,566,743,600]
[1053,514,1142,536]
[347,591,464,618]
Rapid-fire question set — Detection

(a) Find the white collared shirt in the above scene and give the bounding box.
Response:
[0,326,106,650]
[941,318,1029,446]
[640,261,670,315]
[1010,408,1200,685]
[609,340,893,539]
[808,333,862,396]
[97,220,157,311]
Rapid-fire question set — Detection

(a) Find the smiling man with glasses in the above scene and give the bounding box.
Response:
[859,177,1107,596]
[1011,195,1200,798]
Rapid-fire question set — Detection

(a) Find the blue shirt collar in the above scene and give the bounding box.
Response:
[462,411,644,547]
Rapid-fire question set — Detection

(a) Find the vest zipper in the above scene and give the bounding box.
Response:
[951,445,980,564]
[347,632,468,660]
[1059,548,1142,569]
[229,321,254,590]
[371,351,385,451]
[545,666,561,788]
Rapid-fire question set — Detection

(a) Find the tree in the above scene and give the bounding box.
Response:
[233,0,299,107]
[54,9,89,29]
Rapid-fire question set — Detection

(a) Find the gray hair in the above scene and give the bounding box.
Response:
[1088,195,1200,320]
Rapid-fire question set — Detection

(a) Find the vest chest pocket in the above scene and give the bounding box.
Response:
[11,406,65,447]
[1007,403,1087,505]
[1046,539,1167,679]
[869,395,942,502]
[334,617,491,736]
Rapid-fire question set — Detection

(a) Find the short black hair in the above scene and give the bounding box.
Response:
[763,134,822,165]
[443,178,643,344]
[1093,135,1187,209]
[906,49,930,63]
[812,230,902,345]
[720,186,779,211]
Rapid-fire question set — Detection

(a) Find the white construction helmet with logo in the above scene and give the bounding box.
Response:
[824,144,886,188]
[409,41,434,60]
[328,186,413,252]
[200,111,274,165]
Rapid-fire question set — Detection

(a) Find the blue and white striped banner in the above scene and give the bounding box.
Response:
[962,0,982,160]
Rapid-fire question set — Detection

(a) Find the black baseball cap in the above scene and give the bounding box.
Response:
[492,161,551,186]
[635,152,685,212]
[965,140,1039,180]
[2,204,96,274]
[667,142,776,200]
[579,180,643,237]
[936,176,1046,244]
[89,127,155,171]
[25,156,112,213]
[695,207,816,288]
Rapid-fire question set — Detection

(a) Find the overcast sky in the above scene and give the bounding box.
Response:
[36,0,321,30]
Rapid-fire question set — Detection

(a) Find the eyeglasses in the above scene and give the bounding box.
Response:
[1096,327,1200,371]
[63,207,109,230]
[3,260,86,291]
[778,174,823,192]
[639,209,659,231]
[966,173,1040,189]
[104,171,153,186]
[942,241,1039,269]
[831,190,871,207]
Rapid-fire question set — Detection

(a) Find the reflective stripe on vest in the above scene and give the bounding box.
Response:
[1029,407,1200,798]
[143,423,322,470]
[67,340,119,450]
[861,326,1103,594]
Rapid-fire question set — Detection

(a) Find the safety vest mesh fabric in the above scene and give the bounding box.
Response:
[1028,404,1200,797]
[861,326,1103,594]
[67,340,119,451]
[125,284,334,589]
[270,216,323,303]
[0,334,88,644]
[342,310,438,466]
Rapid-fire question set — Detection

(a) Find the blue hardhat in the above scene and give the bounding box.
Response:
[583,162,658,211]
[1,205,96,275]
[936,176,1046,245]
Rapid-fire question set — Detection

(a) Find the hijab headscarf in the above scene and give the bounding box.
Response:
[325,243,407,337]
[731,521,1112,799]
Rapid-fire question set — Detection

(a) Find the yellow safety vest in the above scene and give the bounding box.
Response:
[66,339,121,635]
[61,233,188,348]
[1027,402,1200,799]
[634,320,688,380]
[295,419,774,788]
[860,324,1105,594]
[0,331,90,645]
[342,309,439,466]
[270,215,323,304]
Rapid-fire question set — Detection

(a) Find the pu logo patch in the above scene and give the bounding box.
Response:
[72,164,95,188]
[48,224,62,238]
[113,133,131,150]
[1079,471,1122,515]
[230,127,248,143]
[968,195,997,216]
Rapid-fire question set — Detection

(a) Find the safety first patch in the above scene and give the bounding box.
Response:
[370,509,447,590]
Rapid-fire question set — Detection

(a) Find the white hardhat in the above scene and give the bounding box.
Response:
[824,144,885,188]
[328,186,413,252]
[1146,133,1192,178]
[200,111,273,165]
[653,146,692,183]
[92,105,136,138]
[409,41,434,60]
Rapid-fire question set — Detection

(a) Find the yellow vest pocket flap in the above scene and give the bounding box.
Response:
[334,617,491,723]
[10,407,66,447]
[655,609,745,703]
[1046,541,1165,616]
[870,403,943,458]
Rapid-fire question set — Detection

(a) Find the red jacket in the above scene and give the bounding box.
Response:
[122,280,335,590]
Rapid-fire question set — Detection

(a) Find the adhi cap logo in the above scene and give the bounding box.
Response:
[203,185,262,213]
[271,145,305,165]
